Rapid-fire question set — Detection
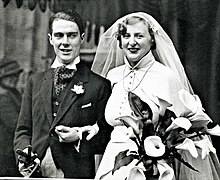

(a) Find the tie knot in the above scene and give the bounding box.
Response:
[55,65,75,80]
[53,65,76,95]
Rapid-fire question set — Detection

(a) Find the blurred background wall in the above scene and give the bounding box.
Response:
[0,0,220,151]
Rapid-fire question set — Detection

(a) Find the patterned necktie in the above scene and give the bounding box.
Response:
[54,65,76,96]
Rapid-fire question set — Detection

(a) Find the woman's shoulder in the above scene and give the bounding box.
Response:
[153,61,179,81]
[106,65,125,83]
[107,65,125,77]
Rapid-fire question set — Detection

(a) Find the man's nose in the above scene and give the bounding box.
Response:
[62,35,69,45]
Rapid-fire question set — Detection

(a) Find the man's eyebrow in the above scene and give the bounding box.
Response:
[53,32,78,34]
[67,32,78,34]
[53,32,63,35]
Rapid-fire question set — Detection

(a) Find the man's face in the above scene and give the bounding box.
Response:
[49,19,84,64]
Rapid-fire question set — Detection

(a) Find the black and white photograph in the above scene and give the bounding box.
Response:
[0,0,220,179]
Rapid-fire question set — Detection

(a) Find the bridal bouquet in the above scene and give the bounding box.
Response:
[113,90,220,180]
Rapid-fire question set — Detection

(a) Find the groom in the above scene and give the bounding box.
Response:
[14,9,112,178]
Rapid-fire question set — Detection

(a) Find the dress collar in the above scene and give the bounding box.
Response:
[124,50,155,70]
[51,56,80,70]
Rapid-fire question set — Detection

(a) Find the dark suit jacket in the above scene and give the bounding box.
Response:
[14,62,113,178]
[0,88,22,176]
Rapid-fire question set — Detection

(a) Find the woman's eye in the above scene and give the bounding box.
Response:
[137,34,144,38]
[123,34,130,38]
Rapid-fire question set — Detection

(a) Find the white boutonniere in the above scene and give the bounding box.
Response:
[71,82,85,94]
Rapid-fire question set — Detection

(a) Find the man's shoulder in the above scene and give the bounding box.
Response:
[90,71,111,87]
[30,69,52,79]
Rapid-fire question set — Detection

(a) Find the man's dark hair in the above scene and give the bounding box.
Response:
[49,9,85,35]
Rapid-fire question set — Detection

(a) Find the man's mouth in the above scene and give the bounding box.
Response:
[60,49,72,53]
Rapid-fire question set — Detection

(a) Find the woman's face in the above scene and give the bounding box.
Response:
[121,21,152,66]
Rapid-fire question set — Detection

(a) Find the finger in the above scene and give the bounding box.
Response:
[56,125,70,132]
[18,156,28,164]
[31,154,38,162]
[80,126,90,132]
[16,149,28,158]
[86,131,95,141]
[58,136,64,142]
[27,145,32,164]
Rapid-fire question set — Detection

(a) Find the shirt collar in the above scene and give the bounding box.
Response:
[124,50,155,70]
[51,56,80,70]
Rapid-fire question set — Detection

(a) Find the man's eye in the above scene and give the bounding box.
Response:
[68,33,78,38]
[54,33,63,38]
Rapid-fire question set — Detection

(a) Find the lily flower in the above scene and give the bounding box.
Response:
[127,166,146,180]
[207,124,220,136]
[157,98,172,116]
[157,160,174,180]
[175,138,198,158]
[178,89,200,115]
[144,136,165,157]
[116,116,142,135]
[165,117,192,132]
[194,136,216,159]
[178,89,212,128]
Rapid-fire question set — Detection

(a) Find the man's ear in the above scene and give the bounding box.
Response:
[80,33,85,44]
[48,33,53,45]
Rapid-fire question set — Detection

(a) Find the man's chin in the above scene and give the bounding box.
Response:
[59,57,75,64]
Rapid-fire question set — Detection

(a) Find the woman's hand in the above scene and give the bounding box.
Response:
[55,125,81,143]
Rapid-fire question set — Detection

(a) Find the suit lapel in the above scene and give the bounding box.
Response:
[41,69,54,125]
[50,63,89,129]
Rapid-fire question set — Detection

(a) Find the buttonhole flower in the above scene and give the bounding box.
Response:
[71,82,85,94]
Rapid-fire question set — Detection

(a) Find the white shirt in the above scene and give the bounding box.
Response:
[51,56,80,69]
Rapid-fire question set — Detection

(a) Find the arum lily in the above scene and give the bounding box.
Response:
[126,127,136,139]
[127,166,146,180]
[157,98,172,116]
[207,124,220,136]
[144,136,165,157]
[194,136,216,159]
[188,109,212,123]
[178,89,199,115]
[116,116,142,135]
[165,117,192,132]
[157,160,174,180]
[175,138,198,158]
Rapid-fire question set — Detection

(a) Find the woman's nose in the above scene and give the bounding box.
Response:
[128,37,137,46]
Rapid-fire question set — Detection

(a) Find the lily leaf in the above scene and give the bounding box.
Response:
[116,116,141,135]
[142,120,155,141]
[128,92,152,120]
[128,92,144,118]
[155,109,176,140]
[164,129,181,148]
[112,150,138,175]
[170,149,199,172]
